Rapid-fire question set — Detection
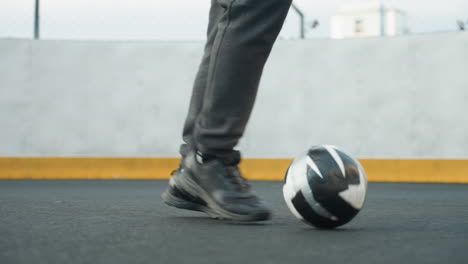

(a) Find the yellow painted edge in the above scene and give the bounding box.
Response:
[0,157,467,183]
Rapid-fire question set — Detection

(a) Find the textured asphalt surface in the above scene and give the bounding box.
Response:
[1,180,467,264]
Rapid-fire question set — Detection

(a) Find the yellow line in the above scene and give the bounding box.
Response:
[0,157,179,180]
[0,157,467,183]
[359,159,468,183]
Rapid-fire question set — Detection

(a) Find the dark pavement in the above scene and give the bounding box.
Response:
[1,180,467,264]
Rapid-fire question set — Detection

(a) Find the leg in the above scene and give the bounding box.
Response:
[163,1,226,215]
[193,0,293,155]
[181,0,225,154]
[164,0,292,221]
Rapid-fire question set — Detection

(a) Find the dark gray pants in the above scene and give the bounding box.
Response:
[181,0,292,157]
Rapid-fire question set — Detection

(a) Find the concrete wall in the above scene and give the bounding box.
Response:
[1,33,467,158]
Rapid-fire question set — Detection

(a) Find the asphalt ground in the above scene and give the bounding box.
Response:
[1,180,467,264]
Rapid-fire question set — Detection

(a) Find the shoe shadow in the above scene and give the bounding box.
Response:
[165,215,272,226]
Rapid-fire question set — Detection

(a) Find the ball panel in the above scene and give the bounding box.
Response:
[283,162,305,220]
[307,147,350,198]
[323,145,346,177]
[306,146,363,220]
[291,190,345,229]
[335,148,362,185]
[338,180,366,210]
[307,146,345,180]
[283,185,304,220]
[296,155,337,219]
[335,148,367,209]
[308,167,361,221]
[284,155,337,220]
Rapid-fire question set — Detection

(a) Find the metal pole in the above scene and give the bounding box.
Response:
[34,0,40,39]
[291,3,305,39]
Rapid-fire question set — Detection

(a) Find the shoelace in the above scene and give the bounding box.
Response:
[226,166,250,192]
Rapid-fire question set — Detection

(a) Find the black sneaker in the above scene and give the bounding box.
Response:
[172,150,271,221]
[161,169,220,218]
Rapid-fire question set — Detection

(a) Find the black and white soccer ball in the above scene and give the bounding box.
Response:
[283,145,367,229]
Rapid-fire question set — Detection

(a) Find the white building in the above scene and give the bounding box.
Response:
[331,1,409,39]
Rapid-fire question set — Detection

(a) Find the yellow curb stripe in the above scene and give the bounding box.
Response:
[0,157,179,180]
[0,157,467,183]
[359,159,468,183]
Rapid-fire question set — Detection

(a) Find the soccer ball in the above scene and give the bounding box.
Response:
[283,145,367,228]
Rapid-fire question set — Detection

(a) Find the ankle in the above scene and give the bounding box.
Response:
[195,150,241,166]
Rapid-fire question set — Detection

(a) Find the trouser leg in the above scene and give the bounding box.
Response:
[181,0,225,154]
[183,0,292,156]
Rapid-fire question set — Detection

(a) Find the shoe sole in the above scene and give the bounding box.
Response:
[161,189,222,219]
[174,171,271,222]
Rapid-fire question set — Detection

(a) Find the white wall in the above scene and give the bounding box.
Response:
[1,32,468,158]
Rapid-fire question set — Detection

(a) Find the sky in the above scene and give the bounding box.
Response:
[0,0,467,40]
